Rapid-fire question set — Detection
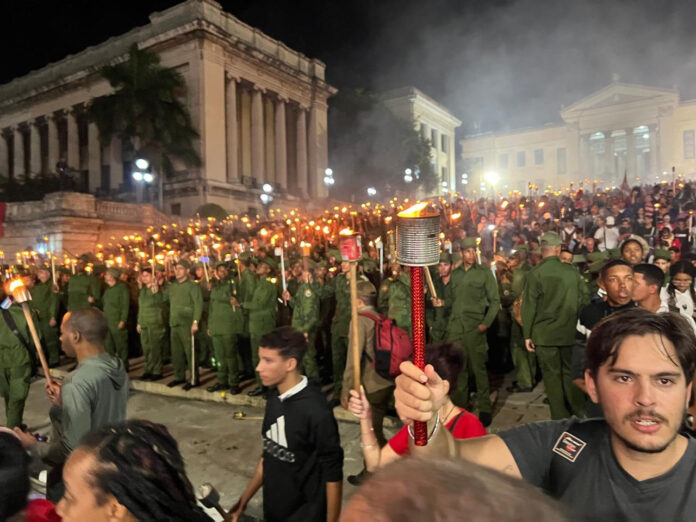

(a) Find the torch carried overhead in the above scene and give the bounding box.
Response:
[339,228,362,393]
[8,278,53,386]
[396,202,440,446]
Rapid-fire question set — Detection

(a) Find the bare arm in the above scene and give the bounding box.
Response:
[326,481,342,522]
[348,387,400,471]
[395,362,521,478]
[229,458,263,521]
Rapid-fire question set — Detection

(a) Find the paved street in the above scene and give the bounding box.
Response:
[3,370,551,521]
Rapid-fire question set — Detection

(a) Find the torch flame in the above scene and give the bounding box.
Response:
[339,228,355,236]
[450,212,461,221]
[9,278,24,293]
[397,202,438,218]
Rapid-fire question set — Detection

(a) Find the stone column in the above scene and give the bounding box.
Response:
[307,104,318,198]
[66,109,79,169]
[240,88,251,181]
[579,134,590,176]
[29,120,41,178]
[250,87,265,184]
[604,131,614,180]
[274,98,287,190]
[47,115,59,174]
[88,122,101,192]
[625,127,636,179]
[649,125,659,174]
[264,97,275,184]
[110,136,123,191]
[296,106,308,197]
[225,73,239,183]
[0,132,8,177]
[13,127,25,178]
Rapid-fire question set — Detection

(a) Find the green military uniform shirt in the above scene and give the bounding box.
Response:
[137,286,167,328]
[166,279,203,327]
[209,278,244,335]
[387,271,412,332]
[289,281,320,333]
[67,273,101,310]
[447,263,500,329]
[30,280,59,322]
[102,282,130,329]
[0,305,32,368]
[521,256,589,346]
[332,273,352,337]
[242,276,277,334]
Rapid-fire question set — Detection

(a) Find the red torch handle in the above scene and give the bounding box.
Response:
[410,266,427,446]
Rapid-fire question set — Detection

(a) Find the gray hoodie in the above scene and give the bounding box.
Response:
[32,352,129,463]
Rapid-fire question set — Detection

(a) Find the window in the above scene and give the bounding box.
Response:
[684,130,695,159]
[441,134,447,152]
[171,203,181,216]
[499,154,508,169]
[534,149,544,165]
[421,123,429,140]
[557,147,567,174]
[441,166,448,180]
[517,151,526,167]
[431,128,438,146]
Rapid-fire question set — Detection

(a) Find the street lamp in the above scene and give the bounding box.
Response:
[132,158,153,203]
[441,181,449,194]
[323,167,335,188]
[367,187,377,197]
[404,168,413,183]
[260,183,274,207]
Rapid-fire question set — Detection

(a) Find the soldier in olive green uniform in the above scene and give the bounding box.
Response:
[445,237,500,426]
[242,257,278,396]
[385,264,411,334]
[282,262,320,381]
[0,298,34,428]
[165,260,203,389]
[29,266,60,367]
[208,262,244,393]
[330,261,352,399]
[67,257,101,310]
[653,248,672,287]
[194,263,213,367]
[507,247,536,392]
[137,267,167,380]
[102,268,130,365]
[426,253,453,343]
[315,260,335,382]
[522,232,589,420]
[237,253,257,379]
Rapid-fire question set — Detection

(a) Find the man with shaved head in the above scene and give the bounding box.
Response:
[13,307,128,502]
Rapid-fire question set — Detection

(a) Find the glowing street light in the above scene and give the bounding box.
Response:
[262,183,273,194]
[404,168,413,183]
[135,158,150,170]
[324,167,335,187]
[367,187,377,197]
[484,171,500,185]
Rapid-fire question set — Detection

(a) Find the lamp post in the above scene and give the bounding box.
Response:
[404,168,413,184]
[132,158,153,204]
[260,183,274,216]
[323,167,335,193]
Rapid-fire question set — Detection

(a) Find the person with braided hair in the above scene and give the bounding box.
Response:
[55,419,213,522]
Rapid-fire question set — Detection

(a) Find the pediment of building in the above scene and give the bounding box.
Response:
[561,82,678,122]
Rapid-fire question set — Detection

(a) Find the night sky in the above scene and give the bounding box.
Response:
[4,0,696,134]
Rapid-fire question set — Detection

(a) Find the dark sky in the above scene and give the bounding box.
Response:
[4,0,696,134]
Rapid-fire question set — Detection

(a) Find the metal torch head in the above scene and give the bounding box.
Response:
[8,278,31,303]
[396,202,441,267]
[196,482,221,509]
[339,229,362,262]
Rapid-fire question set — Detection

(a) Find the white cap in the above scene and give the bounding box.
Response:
[606,216,615,225]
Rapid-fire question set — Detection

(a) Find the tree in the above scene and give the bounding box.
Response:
[89,44,201,180]
[328,88,436,200]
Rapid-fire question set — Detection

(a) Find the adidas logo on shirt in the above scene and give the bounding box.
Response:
[264,416,296,463]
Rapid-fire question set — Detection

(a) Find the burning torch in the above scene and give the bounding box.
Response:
[396,202,440,446]
[8,278,53,386]
[339,228,362,393]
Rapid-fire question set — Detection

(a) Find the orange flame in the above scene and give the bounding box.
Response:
[9,278,24,293]
[450,212,461,221]
[397,202,438,218]
[339,228,355,236]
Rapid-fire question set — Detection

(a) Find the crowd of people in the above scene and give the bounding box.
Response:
[2,180,696,520]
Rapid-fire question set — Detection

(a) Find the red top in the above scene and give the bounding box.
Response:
[388,408,486,456]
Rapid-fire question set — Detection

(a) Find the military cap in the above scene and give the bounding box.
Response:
[193,261,204,270]
[78,253,91,263]
[586,251,608,263]
[316,259,328,268]
[572,254,587,264]
[175,259,191,269]
[452,252,462,265]
[459,237,478,250]
[356,280,377,298]
[215,260,228,269]
[238,251,253,262]
[107,267,121,279]
[327,249,342,261]
[654,249,671,261]
[36,263,51,272]
[93,264,107,275]
[306,258,318,269]
[620,235,649,256]
[540,231,562,246]
[58,266,71,275]
[588,259,606,274]
[439,252,453,264]
[155,263,166,272]
[259,257,277,272]
[514,244,529,252]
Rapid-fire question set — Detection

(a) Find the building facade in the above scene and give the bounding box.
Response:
[381,87,461,191]
[0,0,335,217]
[460,82,696,194]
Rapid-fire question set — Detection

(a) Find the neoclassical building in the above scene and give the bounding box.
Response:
[460,82,696,193]
[381,87,461,191]
[0,0,335,216]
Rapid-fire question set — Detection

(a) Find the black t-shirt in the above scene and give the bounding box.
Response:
[499,417,696,521]
[261,382,344,522]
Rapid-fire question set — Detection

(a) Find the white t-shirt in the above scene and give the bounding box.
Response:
[594,226,620,251]
[660,287,695,318]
